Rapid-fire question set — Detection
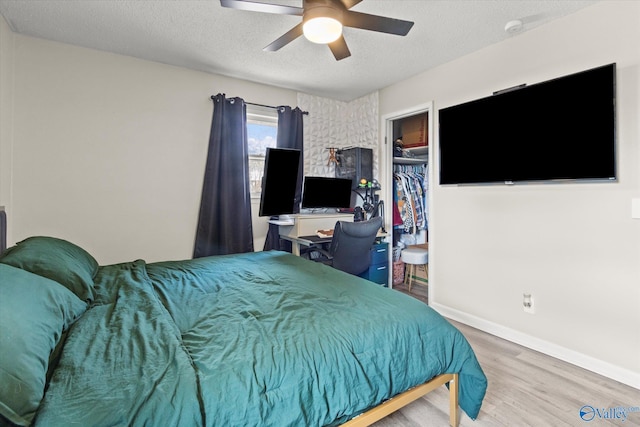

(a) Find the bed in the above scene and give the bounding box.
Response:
[0,236,487,427]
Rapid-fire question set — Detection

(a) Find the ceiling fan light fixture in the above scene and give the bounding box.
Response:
[303,17,342,44]
[303,5,343,44]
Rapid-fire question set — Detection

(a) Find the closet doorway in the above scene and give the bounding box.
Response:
[381,102,434,303]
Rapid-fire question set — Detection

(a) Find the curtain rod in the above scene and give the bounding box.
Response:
[210,95,308,115]
[247,101,309,115]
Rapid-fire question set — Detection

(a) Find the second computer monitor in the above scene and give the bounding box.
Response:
[301,177,352,209]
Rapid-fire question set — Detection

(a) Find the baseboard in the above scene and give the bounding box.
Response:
[430,302,640,390]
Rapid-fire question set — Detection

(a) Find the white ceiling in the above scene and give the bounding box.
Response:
[0,0,597,101]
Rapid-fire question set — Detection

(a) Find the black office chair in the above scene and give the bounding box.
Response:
[312,216,383,276]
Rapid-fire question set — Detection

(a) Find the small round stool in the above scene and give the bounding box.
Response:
[401,248,428,292]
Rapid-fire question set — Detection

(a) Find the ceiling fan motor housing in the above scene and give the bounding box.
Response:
[303,0,345,24]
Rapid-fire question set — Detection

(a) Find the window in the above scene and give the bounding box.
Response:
[247,106,278,198]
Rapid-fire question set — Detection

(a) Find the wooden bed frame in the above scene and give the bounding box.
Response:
[342,373,459,427]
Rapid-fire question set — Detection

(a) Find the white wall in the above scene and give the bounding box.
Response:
[379,1,640,386]
[1,26,297,264]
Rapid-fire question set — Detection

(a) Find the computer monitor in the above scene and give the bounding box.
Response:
[301,177,353,209]
[258,148,301,217]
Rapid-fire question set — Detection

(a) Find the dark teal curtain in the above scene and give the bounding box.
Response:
[194,94,253,257]
[263,106,305,251]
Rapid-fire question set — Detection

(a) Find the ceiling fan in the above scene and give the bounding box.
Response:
[220,0,414,61]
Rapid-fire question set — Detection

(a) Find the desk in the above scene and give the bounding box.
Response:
[276,213,387,256]
[275,213,352,255]
[280,232,387,256]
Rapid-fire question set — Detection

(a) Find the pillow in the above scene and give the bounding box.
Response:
[0,236,98,302]
[0,264,87,426]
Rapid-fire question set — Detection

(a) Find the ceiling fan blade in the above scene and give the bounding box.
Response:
[343,10,414,36]
[339,0,363,9]
[220,0,303,16]
[263,23,304,52]
[328,35,351,61]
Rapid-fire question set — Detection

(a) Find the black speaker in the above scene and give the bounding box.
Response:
[335,147,373,189]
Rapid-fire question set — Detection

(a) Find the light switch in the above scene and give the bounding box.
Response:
[632,198,640,219]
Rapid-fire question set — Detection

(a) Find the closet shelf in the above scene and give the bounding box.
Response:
[393,157,428,165]
[393,146,428,164]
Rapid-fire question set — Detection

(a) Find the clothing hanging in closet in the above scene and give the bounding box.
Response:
[393,164,428,234]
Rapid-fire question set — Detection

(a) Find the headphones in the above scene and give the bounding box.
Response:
[353,206,365,222]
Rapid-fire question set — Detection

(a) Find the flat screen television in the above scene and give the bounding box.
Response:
[258,148,301,217]
[438,63,616,185]
[301,177,353,209]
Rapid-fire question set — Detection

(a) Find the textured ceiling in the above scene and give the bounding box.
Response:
[0,0,597,101]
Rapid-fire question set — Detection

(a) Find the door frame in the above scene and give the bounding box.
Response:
[380,102,434,300]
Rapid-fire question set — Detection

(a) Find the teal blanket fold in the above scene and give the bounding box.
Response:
[34,251,486,426]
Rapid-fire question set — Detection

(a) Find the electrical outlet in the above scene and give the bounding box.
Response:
[632,198,640,219]
[523,293,535,314]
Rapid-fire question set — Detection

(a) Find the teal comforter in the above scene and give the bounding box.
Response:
[33,251,486,426]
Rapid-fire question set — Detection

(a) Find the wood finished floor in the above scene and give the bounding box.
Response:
[373,287,640,426]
